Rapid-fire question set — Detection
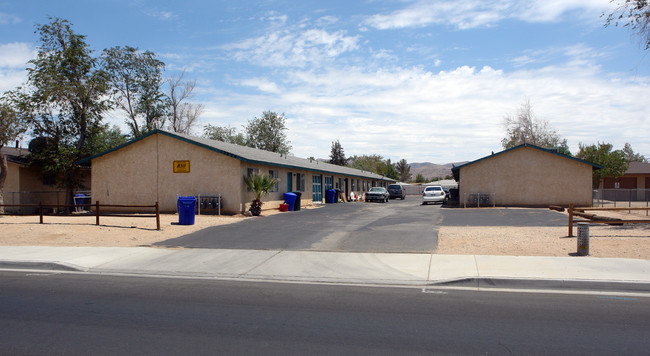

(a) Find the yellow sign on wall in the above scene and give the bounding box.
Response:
[173,160,190,173]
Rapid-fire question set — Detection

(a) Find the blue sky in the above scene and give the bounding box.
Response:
[1,0,648,163]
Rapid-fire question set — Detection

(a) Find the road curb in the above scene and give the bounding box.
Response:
[0,260,84,272]
[428,277,650,294]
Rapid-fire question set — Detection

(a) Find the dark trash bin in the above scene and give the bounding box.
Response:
[334,189,342,203]
[292,192,302,211]
[74,194,87,212]
[283,192,297,211]
[177,196,197,225]
[326,189,337,204]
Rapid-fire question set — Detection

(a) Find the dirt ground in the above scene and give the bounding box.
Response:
[0,207,648,259]
[438,208,650,259]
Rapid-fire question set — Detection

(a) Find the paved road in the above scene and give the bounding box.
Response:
[156,196,442,252]
[2,272,648,355]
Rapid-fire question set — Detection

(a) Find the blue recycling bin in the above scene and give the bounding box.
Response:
[283,192,297,211]
[326,189,337,204]
[177,196,197,225]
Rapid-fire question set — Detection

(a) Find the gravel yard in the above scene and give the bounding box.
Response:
[0,207,648,259]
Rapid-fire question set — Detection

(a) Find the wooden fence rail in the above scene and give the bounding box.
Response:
[567,204,650,237]
[0,201,160,231]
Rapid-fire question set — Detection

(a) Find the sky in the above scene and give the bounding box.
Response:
[1,0,648,164]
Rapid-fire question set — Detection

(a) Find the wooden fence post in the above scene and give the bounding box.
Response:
[39,202,43,224]
[568,203,574,237]
[95,201,100,226]
[155,201,160,231]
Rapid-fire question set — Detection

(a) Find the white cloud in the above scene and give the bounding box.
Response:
[363,0,612,30]
[201,57,649,163]
[224,27,359,67]
[0,12,20,24]
[142,7,176,21]
[239,77,281,93]
[512,43,607,69]
[0,42,34,92]
[0,42,34,68]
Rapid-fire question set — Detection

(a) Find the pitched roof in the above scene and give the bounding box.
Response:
[626,161,650,175]
[0,146,30,165]
[450,143,602,181]
[78,129,396,182]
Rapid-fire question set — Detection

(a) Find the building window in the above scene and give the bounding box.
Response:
[324,176,333,190]
[269,169,279,192]
[312,175,322,202]
[296,173,306,192]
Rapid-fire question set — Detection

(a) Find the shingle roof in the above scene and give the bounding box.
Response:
[450,143,602,181]
[78,129,396,182]
[1,146,29,165]
[626,161,650,175]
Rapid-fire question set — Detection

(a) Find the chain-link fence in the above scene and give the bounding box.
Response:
[592,189,650,212]
[1,191,67,214]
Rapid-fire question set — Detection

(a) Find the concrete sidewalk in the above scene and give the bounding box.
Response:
[1,246,649,292]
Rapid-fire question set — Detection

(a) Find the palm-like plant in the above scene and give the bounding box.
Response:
[243,173,279,216]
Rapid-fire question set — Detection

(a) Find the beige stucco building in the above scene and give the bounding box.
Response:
[79,130,396,213]
[601,161,650,190]
[452,144,600,207]
[1,146,79,211]
[598,161,650,201]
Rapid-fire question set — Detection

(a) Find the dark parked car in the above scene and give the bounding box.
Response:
[387,184,406,199]
[365,187,390,203]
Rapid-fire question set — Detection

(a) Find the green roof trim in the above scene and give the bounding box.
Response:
[451,143,602,181]
[76,129,396,182]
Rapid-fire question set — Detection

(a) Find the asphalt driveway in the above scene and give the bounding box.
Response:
[440,207,567,227]
[155,197,442,253]
[155,198,568,252]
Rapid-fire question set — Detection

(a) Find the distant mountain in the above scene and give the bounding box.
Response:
[409,162,468,181]
[315,158,468,182]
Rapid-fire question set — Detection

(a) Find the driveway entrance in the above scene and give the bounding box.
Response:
[155,197,441,253]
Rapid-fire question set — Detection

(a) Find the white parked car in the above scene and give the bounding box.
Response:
[422,186,446,205]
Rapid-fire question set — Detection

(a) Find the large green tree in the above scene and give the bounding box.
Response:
[329,140,346,166]
[0,95,29,213]
[18,17,112,207]
[245,111,292,153]
[576,142,629,188]
[395,159,412,182]
[605,0,650,50]
[502,100,570,155]
[102,46,167,137]
[348,154,384,173]
[203,124,247,145]
[348,154,399,180]
[622,142,647,162]
[380,158,400,180]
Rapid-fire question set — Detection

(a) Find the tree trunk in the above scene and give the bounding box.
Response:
[249,199,262,216]
[63,168,77,214]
